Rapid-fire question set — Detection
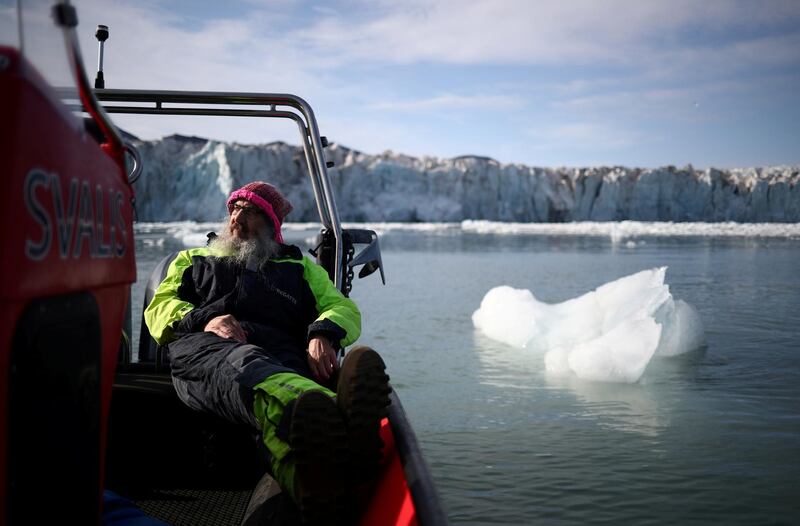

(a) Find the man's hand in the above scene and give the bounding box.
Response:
[307,336,338,381]
[204,314,247,342]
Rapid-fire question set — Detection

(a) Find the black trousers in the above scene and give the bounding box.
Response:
[167,332,309,429]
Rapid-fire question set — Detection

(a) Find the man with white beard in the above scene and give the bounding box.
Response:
[144,181,390,524]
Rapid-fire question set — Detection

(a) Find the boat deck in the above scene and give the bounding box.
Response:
[107,369,298,525]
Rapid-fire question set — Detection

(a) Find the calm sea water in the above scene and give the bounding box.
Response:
[131,224,800,525]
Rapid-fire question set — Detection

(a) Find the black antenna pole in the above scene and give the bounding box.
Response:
[94,24,108,89]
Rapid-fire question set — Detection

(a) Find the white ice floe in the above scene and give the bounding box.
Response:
[161,222,219,247]
[461,220,800,238]
[471,267,705,383]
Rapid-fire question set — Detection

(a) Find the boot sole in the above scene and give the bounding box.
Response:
[290,391,349,525]
[337,347,392,483]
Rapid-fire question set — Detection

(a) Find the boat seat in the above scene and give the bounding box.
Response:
[137,229,223,367]
[137,250,180,367]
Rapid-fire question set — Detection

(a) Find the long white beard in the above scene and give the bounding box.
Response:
[209,222,281,270]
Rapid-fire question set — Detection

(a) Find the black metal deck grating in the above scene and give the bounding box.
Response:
[134,488,252,526]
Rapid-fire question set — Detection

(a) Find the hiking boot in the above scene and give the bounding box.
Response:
[289,390,350,525]
[336,346,392,484]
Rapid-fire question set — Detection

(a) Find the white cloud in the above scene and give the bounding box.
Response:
[532,121,641,151]
[552,73,799,126]
[74,0,318,92]
[71,0,800,95]
[369,93,524,111]
[286,0,800,68]
[37,0,797,166]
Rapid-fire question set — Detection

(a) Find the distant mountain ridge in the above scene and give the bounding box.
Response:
[130,136,800,223]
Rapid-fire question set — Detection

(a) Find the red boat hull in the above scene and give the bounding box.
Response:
[0,45,136,523]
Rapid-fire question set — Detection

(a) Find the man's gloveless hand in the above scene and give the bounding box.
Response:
[204,314,247,342]
[307,336,338,381]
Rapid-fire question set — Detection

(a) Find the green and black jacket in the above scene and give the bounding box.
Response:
[144,244,360,355]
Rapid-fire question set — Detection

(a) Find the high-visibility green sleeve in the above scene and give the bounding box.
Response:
[144,247,210,345]
[301,257,361,347]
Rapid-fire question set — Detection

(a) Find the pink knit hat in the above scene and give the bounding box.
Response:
[226,181,293,243]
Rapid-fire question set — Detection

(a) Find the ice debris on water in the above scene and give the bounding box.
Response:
[471,267,705,383]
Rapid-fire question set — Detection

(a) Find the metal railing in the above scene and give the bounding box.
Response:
[93,89,346,290]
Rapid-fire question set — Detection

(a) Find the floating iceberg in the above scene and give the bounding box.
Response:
[471,267,705,383]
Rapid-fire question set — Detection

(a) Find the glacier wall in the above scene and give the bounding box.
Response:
[131,135,800,223]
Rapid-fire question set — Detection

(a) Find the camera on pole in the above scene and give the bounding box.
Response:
[95,24,109,89]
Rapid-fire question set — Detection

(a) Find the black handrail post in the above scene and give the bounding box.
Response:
[94,24,108,89]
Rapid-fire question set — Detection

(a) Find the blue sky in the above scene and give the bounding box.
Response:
[66,0,800,168]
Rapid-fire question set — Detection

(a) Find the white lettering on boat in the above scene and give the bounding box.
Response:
[24,169,128,260]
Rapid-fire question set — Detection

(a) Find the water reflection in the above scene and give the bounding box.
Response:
[473,330,673,437]
[543,372,667,437]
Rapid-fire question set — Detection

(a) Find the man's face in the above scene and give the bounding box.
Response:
[229,199,268,240]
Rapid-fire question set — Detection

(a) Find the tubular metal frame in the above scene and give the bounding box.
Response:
[93,89,346,291]
[53,0,344,289]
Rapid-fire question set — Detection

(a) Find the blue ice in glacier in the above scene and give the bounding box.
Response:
[471,267,706,383]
